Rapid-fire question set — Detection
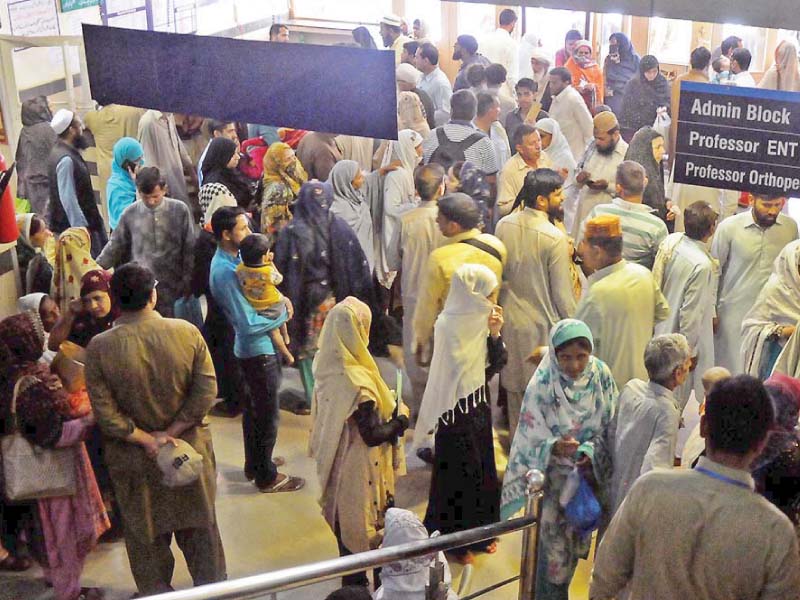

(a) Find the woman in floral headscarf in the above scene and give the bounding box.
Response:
[502,318,616,600]
[52,228,98,313]
[260,142,308,243]
[0,311,109,600]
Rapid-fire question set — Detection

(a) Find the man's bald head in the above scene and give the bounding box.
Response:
[702,366,732,396]
[414,163,446,202]
[438,192,481,231]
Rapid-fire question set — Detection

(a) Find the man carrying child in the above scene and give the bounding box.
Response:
[209,206,305,493]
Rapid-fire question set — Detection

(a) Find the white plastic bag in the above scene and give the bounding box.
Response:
[559,467,581,508]
[654,107,671,151]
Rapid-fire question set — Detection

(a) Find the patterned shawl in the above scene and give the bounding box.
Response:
[262,142,307,196]
[501,319,618,519]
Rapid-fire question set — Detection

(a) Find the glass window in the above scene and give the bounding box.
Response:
[292,0,392,24]
[404,0,442,44]
[778,30,800,47]
[457,3,496,40]
[648,17,692,65]
[598,13,624,63]
[721,24,766,71]
[523,7,586,65]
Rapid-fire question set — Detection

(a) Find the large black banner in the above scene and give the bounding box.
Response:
[674,81,800,196]
[82,24,399,140]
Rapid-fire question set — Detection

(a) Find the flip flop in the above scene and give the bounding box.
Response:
[258,474,305,493]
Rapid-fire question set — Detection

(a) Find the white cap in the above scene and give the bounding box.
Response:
[50,109,75,135]
[396,63,421,86]
[381,14,403,28]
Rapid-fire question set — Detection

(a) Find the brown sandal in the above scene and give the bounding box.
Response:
[0,553,31,571]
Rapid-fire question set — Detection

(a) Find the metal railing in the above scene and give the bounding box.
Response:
[144,470,545,600]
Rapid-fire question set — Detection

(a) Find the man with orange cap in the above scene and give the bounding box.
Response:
[576,214,669,386]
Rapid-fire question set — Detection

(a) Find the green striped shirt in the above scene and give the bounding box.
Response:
[583,198,668,270]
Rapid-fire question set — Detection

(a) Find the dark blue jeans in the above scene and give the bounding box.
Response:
[238,354,282,486]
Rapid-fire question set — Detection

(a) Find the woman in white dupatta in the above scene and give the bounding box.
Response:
[414,264,507,562]
[741,240,800,378]
[373,129,424,287]
[536,119,577,188]
[373,508,458,600]
[310,296,409,586]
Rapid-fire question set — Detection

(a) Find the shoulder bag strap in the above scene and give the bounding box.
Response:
[9,376,36,433]
[459,237,503,263]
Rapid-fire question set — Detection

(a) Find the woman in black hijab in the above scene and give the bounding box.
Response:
[604,33,640,116]
[200,137,254,210]
[624,126,669,226]
[352,26,377,50]
[619,54,671,140]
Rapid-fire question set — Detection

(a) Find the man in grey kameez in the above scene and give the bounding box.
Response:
[97,167,196,318]
[86,263,225,596]
[711,193,798,372]
[653,201,719,409]
[609,334,692,515]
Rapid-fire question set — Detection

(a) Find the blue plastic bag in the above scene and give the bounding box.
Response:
[564,471,602,536]
[174,296,204,330]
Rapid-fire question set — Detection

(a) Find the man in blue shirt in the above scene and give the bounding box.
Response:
[209,206,304,493]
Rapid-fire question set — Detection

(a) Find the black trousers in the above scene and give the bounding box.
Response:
[203,299,247,410]
[334,521,380,588]
[238,354,282,486]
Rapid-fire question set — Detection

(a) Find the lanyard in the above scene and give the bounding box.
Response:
[694,466,752,491]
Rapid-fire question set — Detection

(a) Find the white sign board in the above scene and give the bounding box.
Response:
[8,0,61,36]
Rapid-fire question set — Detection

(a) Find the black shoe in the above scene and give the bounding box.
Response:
[210,400,242,418]
[279,389,311,415]
[416,447,434,465]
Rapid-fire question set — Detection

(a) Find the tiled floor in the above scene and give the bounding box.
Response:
[0,363,597,600]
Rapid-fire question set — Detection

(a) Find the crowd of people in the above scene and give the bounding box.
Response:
[3,10,800,600]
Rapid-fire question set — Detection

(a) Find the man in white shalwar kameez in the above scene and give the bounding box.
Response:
[653,201,720,408]
[576,215,670,387]
[496,168,576,437]
[395,165,446,414]
[609,334,692,515]
[571,111,628,238]
[712,193,798,373]
[547,68,593,162]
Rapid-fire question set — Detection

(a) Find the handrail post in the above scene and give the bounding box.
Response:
[426,558,447,600]
[518,469,545,599]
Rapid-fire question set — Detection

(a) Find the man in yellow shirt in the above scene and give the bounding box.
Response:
[412,192,507,364]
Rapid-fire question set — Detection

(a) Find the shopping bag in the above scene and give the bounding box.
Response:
[563,468,601,536]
